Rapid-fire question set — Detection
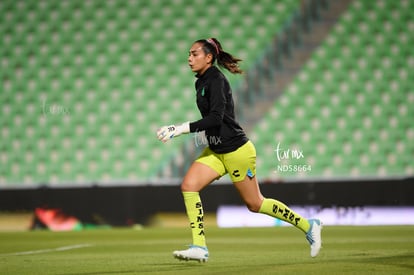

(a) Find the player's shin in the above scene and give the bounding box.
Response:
[259,198,310,233]
[182,192,206,247]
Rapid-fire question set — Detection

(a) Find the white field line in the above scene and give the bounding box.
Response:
[1,243,92,256]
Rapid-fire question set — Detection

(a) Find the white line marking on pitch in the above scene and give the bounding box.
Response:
[1,244,92,256]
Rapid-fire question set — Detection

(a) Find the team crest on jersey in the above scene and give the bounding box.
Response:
[198,87,205,96]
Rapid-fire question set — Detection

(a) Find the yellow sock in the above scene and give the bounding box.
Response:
[182,192,206,247]
[259,198,310,233]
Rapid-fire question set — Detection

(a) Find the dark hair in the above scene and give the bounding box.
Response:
[195,38,243,74]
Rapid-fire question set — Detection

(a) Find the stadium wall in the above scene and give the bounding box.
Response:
[0,177,413,226]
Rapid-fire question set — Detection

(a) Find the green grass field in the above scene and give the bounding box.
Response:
[0,226,413,274]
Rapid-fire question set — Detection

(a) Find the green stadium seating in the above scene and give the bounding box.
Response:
[2,0,412,186]
[1,0,303,186]
[252,0,414,179]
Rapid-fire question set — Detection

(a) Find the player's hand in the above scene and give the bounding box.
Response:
[156,122,190,143]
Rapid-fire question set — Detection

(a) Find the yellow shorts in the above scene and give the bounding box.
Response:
[195,140,256,183]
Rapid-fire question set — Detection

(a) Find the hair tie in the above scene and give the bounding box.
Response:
[206,38,219,55]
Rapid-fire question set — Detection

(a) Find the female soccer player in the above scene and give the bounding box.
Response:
[156,38,322,262]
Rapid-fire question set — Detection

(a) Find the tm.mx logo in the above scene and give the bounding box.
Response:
[274,142,304,161]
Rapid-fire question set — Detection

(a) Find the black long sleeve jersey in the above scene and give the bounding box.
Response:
[189,66,248,154]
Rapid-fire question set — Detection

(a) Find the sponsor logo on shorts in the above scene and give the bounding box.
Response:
[232,170,240,178]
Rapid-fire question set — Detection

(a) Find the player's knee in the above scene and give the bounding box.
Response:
[180,181,192,192]
[180,179,200,192]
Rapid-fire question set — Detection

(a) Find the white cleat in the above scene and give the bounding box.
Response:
[173,245,209,263]
[306,219,322,257]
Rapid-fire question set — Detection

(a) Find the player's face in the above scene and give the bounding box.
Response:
[188,42,213,75]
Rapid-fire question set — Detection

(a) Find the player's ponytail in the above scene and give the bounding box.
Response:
[197,38,243,74]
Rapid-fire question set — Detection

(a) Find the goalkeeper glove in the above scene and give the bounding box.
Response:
[156,122,190,143]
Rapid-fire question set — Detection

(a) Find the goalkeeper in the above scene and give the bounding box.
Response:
[157,38,322,262]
